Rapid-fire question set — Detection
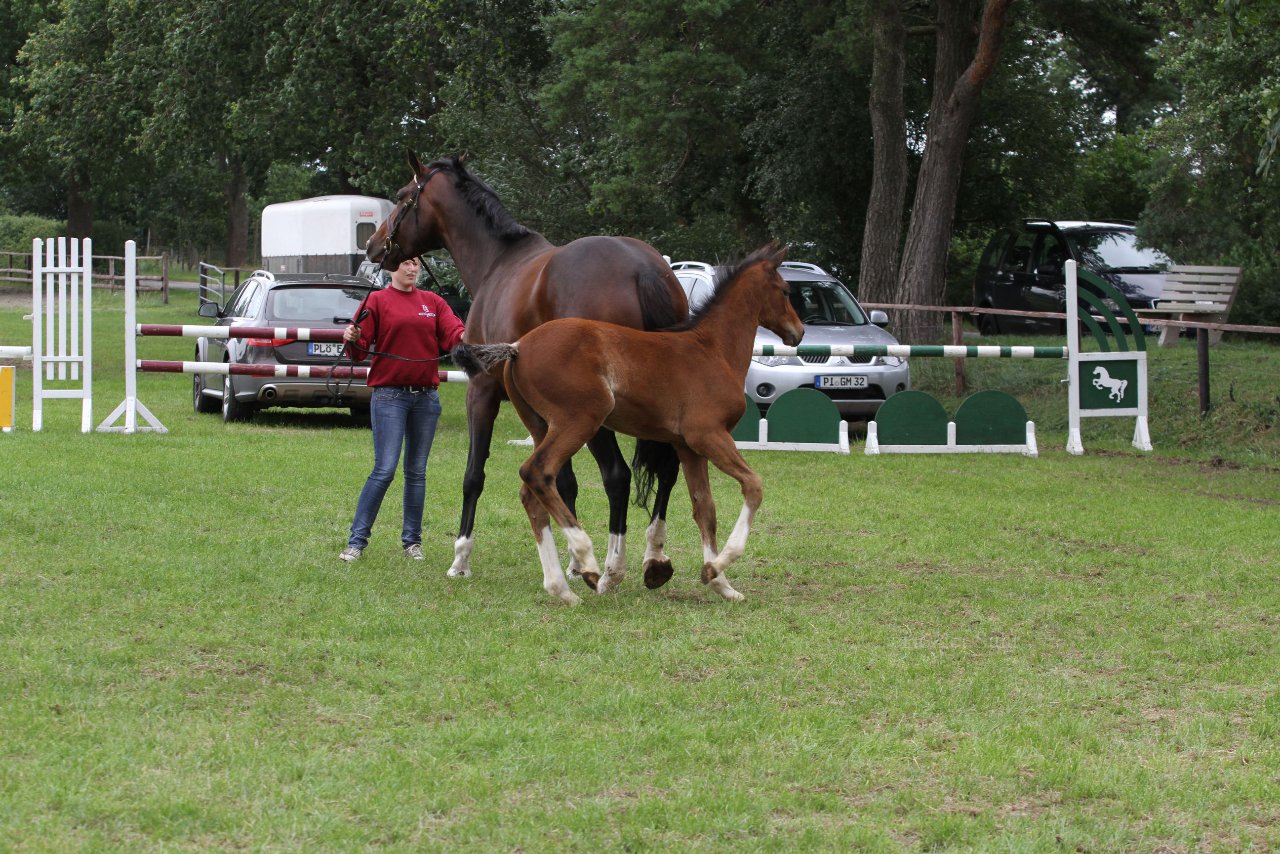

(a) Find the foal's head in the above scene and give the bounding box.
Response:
[742,244,804,347]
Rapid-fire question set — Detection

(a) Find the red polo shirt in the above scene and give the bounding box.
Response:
[348,287,466,388]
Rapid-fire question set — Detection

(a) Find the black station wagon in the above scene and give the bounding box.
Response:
[973,219,1173,334]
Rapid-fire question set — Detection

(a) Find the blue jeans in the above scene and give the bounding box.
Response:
[348,387,442,550]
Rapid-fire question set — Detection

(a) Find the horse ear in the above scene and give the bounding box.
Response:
[407,150,424,176]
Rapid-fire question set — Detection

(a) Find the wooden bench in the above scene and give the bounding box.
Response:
[1138,264,1243,347]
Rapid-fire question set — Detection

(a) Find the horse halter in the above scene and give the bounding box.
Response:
[380,166,442,261]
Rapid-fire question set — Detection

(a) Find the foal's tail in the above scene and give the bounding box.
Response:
[452,342,518,377]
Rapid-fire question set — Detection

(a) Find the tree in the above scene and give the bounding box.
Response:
[9,0,126,236]
[857,0,908,307]
[896,0,1012,342]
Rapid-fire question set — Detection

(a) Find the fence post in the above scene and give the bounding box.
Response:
[951,310,966,396]
[162,253,170,304]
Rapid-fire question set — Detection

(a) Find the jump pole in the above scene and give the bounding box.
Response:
[135,361,467,384]
[754,343,1067,359]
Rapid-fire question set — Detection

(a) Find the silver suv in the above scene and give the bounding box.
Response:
[670,260,910,420]
[193,271,375,423]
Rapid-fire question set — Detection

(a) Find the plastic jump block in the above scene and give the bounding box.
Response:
[866,390,1037,456]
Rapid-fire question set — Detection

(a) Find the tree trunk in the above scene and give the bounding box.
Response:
[224,162,250,268]
[897,0,1012,343]
[858,0,909,306]
[66,174,94,240]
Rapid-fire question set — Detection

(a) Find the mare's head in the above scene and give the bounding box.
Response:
[736,243,804,347]
[367,152,454,270]
[366,152,530,271]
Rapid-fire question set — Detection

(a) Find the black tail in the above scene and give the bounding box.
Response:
[631,439,680,512]
[637,267,688,330]
[452,342,518,377]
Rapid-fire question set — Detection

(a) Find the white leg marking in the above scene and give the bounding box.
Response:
[446,535,473,578]
[598,533,627,593]
[716,504,754,567]
[537,526,579,605]
[706,504,753,601]
[643,518,668,564]
[708,574,745,602]
[561,526,600,585]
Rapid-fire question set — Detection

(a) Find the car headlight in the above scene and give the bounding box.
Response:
[752,355,794,367]
[878,355,904,367]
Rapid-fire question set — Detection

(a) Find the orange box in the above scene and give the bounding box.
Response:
[1,365,15,431]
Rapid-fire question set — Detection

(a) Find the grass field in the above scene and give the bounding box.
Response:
[2,288,1279,850]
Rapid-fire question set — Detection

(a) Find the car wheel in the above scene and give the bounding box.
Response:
[222,372,254,423]
[977,308,1001,337]
[193,371,219,414]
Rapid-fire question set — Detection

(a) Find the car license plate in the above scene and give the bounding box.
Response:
[308,342,345,357]
[817,375,867,389]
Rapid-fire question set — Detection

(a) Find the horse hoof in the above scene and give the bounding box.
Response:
[700,562,720,585]
[446,566,471,578]
[546,584,582,605]
[643,559,674,589]
[579,571,600,591]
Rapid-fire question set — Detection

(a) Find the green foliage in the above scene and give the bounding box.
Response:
[0,0,1276,330]
[0,210,61,250]
[1139,0,1280,326]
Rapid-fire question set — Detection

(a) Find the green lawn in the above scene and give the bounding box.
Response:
[2,288,1279,850]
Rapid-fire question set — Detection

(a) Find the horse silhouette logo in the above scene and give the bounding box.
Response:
[1092,366,1128,402]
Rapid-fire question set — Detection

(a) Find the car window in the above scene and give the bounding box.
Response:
[790,280,868,326]
[675,273,715,310]
[1069,230,1171,271]
[1034,234,1069,273]
[224,280,260,317]
[979,232,1011,269]
[267,286,372,323]
[1002,231,1036,273]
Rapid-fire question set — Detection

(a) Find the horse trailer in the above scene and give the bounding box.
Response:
[260,195,393,276]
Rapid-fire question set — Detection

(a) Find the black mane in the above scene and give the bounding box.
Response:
[428,156,532,244]
[667,244,785,332]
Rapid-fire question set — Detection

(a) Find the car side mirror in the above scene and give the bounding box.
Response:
[198,301,221,318]
[869,309,889,327]
[1035,262,1063,276]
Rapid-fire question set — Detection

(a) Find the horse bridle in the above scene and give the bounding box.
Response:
[380,166,443,262]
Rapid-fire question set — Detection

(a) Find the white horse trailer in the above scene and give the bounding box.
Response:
[261,195,393,276]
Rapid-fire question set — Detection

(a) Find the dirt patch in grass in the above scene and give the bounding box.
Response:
[0,289,30,310]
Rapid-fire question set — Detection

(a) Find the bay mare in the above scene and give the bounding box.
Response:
[366,154,690,585]
[452,245,804,605]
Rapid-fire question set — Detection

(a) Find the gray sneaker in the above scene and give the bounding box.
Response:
[339,546,362,562]
[404,543,425,560]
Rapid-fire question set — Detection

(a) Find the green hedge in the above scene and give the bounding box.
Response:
[0,213,64,253]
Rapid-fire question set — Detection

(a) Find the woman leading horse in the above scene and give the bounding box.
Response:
[365,153,689,584]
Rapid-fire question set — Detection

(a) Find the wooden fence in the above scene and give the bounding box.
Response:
[1,250,171,303]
